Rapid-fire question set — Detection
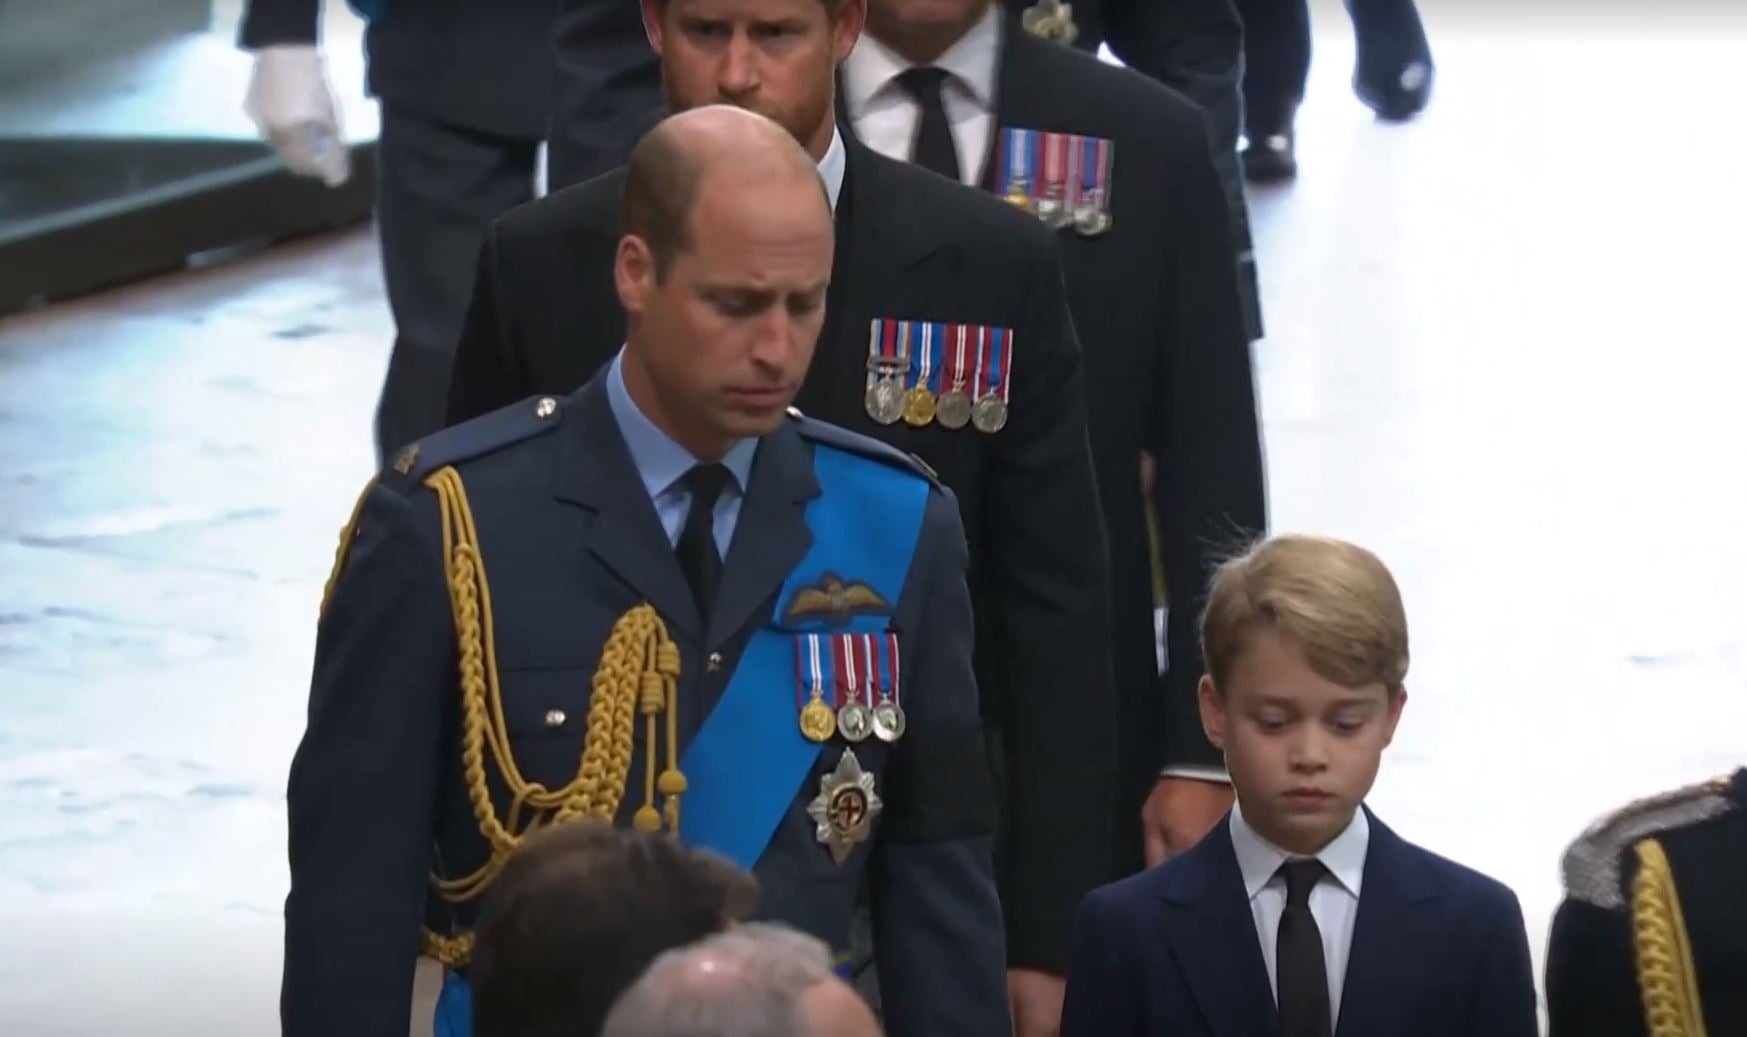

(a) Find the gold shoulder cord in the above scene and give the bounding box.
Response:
[1632,837,1708,1037]
[318,467,687,969]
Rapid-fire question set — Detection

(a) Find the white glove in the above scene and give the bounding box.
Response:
[244,44,352,188]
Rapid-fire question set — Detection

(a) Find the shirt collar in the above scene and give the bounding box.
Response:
[842,3,1003,118]
[1228,801,1370,900]
[606,350,757,501]
[819,124,847,213]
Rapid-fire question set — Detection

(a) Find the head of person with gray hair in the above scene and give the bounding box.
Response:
[600,922,883,1037]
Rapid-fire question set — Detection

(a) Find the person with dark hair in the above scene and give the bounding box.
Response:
[469,822,759,1037]
[283,103,1008,1037]
[840,3,1268,1028]
[444,1,1118,1020]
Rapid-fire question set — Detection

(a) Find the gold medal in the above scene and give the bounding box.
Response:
[902,385,937,427]
[1004,183,1036,214]
[800,696,837,743]
[806,749,883,864]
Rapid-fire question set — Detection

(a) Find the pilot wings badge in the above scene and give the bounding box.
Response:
[782,572,891,627]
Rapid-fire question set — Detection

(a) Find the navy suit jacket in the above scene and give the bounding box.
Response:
[282,377,1010,1036]
[1060,810,1539,1037]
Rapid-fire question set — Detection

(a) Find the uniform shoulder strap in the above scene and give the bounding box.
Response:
[381,395,567,489]
[1561,773,1737,908]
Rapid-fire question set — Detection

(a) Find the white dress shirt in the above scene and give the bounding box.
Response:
[819,124,846,212]
[841,5,1003,187]
[1228,802,1370,1030]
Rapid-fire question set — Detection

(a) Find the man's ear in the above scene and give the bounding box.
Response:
[641,0,666,54]
[831,0,867,64]
[615,235,656,315]
[1381,685,1408,748]
[1198,675,1227,751]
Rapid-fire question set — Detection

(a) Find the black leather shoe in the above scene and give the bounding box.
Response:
[1350,1,1434,120]
[1241,126,1297,183]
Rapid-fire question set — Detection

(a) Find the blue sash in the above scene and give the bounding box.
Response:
[432,442,930,1037]
[679,443,930,864]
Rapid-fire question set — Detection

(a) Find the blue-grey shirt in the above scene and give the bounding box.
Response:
[606,351,758,556]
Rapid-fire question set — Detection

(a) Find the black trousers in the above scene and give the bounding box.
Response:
[374,104,540,462]
[1235,0,1427,131]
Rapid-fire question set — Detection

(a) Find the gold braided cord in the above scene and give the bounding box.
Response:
[1632,838,1709,1037]
[412,465,685,969]
[319,477,379,618]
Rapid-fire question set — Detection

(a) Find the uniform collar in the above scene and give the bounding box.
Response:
[606,350,757,501]
[842,3,1003,118]
[1229,800,1370,900]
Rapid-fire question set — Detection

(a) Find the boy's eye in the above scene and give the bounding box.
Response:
[1255,715,1289,733]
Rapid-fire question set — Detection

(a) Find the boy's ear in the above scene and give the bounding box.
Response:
[1381,685,1408,747]
[1198,675,1227,750]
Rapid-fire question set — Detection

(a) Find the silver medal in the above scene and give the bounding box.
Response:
[872,701,907,743]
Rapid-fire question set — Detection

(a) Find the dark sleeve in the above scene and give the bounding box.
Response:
[445,226,527,426]
[1465,887,1541,1037]
[990,227,1119,971]
[281,482,453,1037]
[1104,0,1262,340]
[1545,897,1645,1037]
[1149,101,1266,771]
[238,0,322,48]
[545,0,663,191]
[871,488,1011,1037]
[1060,890,1143,1037]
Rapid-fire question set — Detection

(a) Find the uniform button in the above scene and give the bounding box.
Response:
[535,397,557,418]
[785,405,803,420]
[544,709,567,729]
[706,652,723,673]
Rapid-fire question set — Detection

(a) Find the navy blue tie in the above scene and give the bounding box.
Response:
[675,464,730,620]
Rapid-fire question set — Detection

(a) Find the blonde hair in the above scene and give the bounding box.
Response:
[1201,534,1409,694]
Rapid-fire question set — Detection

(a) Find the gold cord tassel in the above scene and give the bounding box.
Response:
[398,466,687,968]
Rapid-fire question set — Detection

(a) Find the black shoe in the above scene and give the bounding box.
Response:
[1241,126,1297,183]
[1351,2,1434,121]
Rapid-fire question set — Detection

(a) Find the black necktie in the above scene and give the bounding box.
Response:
[675,463,731,620]
[895,67,962,182]
[1276,859,1333,1037]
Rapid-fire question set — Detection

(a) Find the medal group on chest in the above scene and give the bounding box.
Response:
[795,631,907,864]
[865,318,1013,434]
[996,126,1114,238]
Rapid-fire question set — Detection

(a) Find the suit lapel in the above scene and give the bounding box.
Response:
[706,422,820,647]
[982,20,1052,193]
[550,376,703,643]
[1160,818,1282,1037]
[800,134,949,424]
[1334,812,1439,1037]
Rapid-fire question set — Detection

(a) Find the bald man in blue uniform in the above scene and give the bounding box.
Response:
[280,106,1009,1037]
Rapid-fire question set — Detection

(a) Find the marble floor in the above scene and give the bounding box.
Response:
[1,6,1744,1036]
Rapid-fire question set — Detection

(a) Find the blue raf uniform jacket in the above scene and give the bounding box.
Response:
[280,373,1010,1037]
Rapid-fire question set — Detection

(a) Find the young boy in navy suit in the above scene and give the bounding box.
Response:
[1060,535,1538,1037]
